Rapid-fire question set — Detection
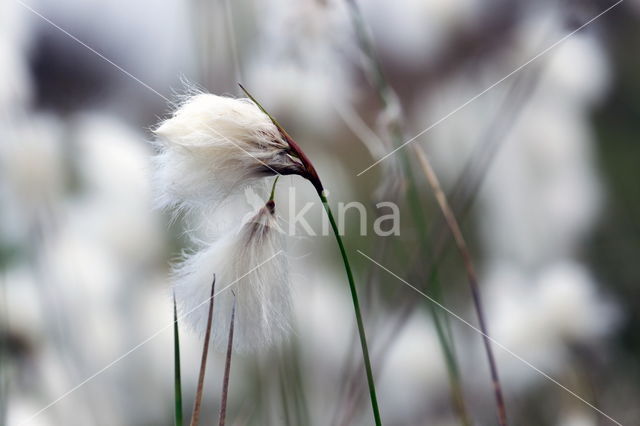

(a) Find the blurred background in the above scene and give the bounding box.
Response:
[1,0,639,425]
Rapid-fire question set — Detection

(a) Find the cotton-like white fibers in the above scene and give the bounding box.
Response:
[172,202,291,352]
[152,93,303,218]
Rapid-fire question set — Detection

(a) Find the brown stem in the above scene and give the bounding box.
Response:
[190,276,216,426]
[238,82,324,194]
[413,146,508,426]
[218,293,237,426]
[278,130,324,194]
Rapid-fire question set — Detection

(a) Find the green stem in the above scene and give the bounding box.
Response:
[394,129,471,426]
[277,358,293,426]
[344,1,471,422]
[239,81,380,424]
[320,191,382,426]
[428,284,470,426]
[290,340,311,426]
[173,293,184,426]
[218,292,236,426]
[269,176,280,201]
[1,272,8,426]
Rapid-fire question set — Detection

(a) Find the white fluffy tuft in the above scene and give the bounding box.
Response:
[152,93,299,217]
[172,203,291,352]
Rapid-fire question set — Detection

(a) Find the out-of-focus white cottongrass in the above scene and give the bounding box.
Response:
[0,0,31,113]
[152,93,306,219]
[0,115,65,210]
[378,312,450,424]
[71,113,163,265]
[173,200,291,352]
[559,410,599,426]
[416,21,608,266]
[360,0,481,69]
[481,261,618,389]
[0,37,31,113]
[1,110,170,425]
[413,10,618,395]
[0,115,66,244]
[246,0,354,133]
[476,31,608,266]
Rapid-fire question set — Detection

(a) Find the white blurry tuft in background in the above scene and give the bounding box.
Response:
[414,7,619,402]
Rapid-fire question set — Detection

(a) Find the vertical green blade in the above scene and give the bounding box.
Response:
[173,293,183,426]
[321,194,382,426]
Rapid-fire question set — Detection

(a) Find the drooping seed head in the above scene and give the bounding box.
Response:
[152,93,310,216]
[172,199,290,352]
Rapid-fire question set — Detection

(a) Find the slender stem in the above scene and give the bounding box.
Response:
[190,276,216,426]
[269,176,280,201]
[173,293,184,426]
[428,294,470,426]
[341,1,473,424]
[277,355,293,426]
[290,341,310,426]
[218,293,237,426]
[319,191,382,426]
[331,236,388,426]
[345,0,389,107]
[414,146,508,425]
[239,81,381,424]
[396,141,471,425]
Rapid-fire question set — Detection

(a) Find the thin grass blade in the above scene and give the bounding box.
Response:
[414,145,508,425]
[218,292,237,426]
[173,292,184,426]
[190,276,216,426]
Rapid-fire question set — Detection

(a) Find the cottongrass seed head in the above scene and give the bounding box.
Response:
[152,92,306,217]
[172,200,291,352]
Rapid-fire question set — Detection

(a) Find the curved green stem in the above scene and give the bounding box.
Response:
[320,191,382,426]
[342,1,474,422]
[269,176,280,201]
[239,82,381,424]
